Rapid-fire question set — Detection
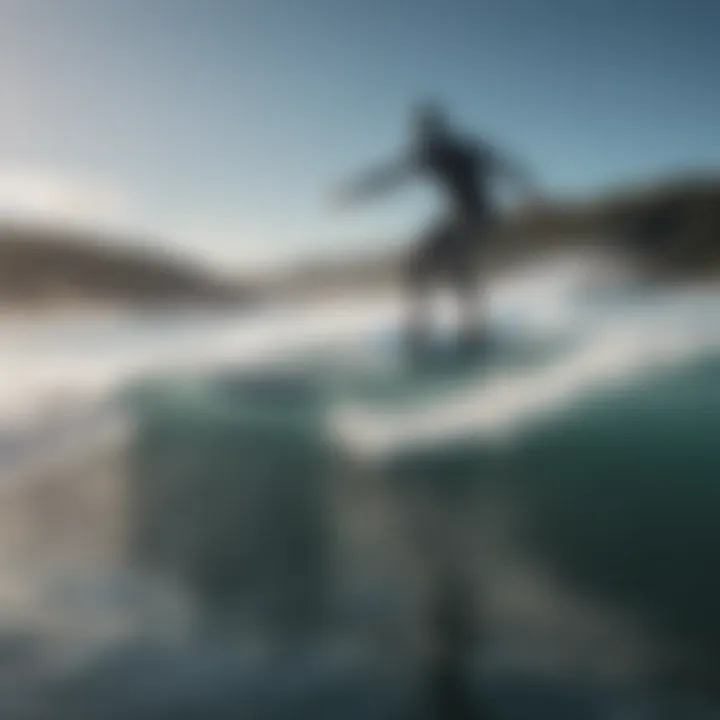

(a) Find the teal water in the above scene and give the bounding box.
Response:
[2,276,719,717]
[114,285,720,715]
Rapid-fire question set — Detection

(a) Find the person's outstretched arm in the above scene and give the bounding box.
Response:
[331,154,415,209]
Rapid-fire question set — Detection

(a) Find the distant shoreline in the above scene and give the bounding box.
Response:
[0,172,718,312]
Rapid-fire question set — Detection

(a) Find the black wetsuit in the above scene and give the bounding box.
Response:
[409,134,494,290]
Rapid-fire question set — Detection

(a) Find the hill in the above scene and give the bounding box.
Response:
[510,173,720,276]
[0,222,247,310]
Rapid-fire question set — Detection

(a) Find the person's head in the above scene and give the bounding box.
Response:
[412,101,449,142]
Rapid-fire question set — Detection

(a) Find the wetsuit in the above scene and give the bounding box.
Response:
[336,115,531,345]
[408,133,495,292]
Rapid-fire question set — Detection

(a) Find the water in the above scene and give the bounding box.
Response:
[0,253,719,717]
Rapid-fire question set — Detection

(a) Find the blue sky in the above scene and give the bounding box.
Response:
[0,0,718,268]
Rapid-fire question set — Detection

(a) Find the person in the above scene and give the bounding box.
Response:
[332,102,539,350]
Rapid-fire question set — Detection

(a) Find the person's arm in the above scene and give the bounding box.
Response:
[331,154,415,209]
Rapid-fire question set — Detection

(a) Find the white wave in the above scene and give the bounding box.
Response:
[332,292,720,460]
[0,251,714,476]
[0,248,613,406]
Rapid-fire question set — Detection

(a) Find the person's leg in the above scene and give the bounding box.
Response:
[450,231,484,350]
[405,267,432,349]
[404,222,448,349]
[454,266,479,342]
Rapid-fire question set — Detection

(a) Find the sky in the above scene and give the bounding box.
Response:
[0,0,719,270]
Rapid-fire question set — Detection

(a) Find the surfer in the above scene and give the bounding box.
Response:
[332,102,539,350]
